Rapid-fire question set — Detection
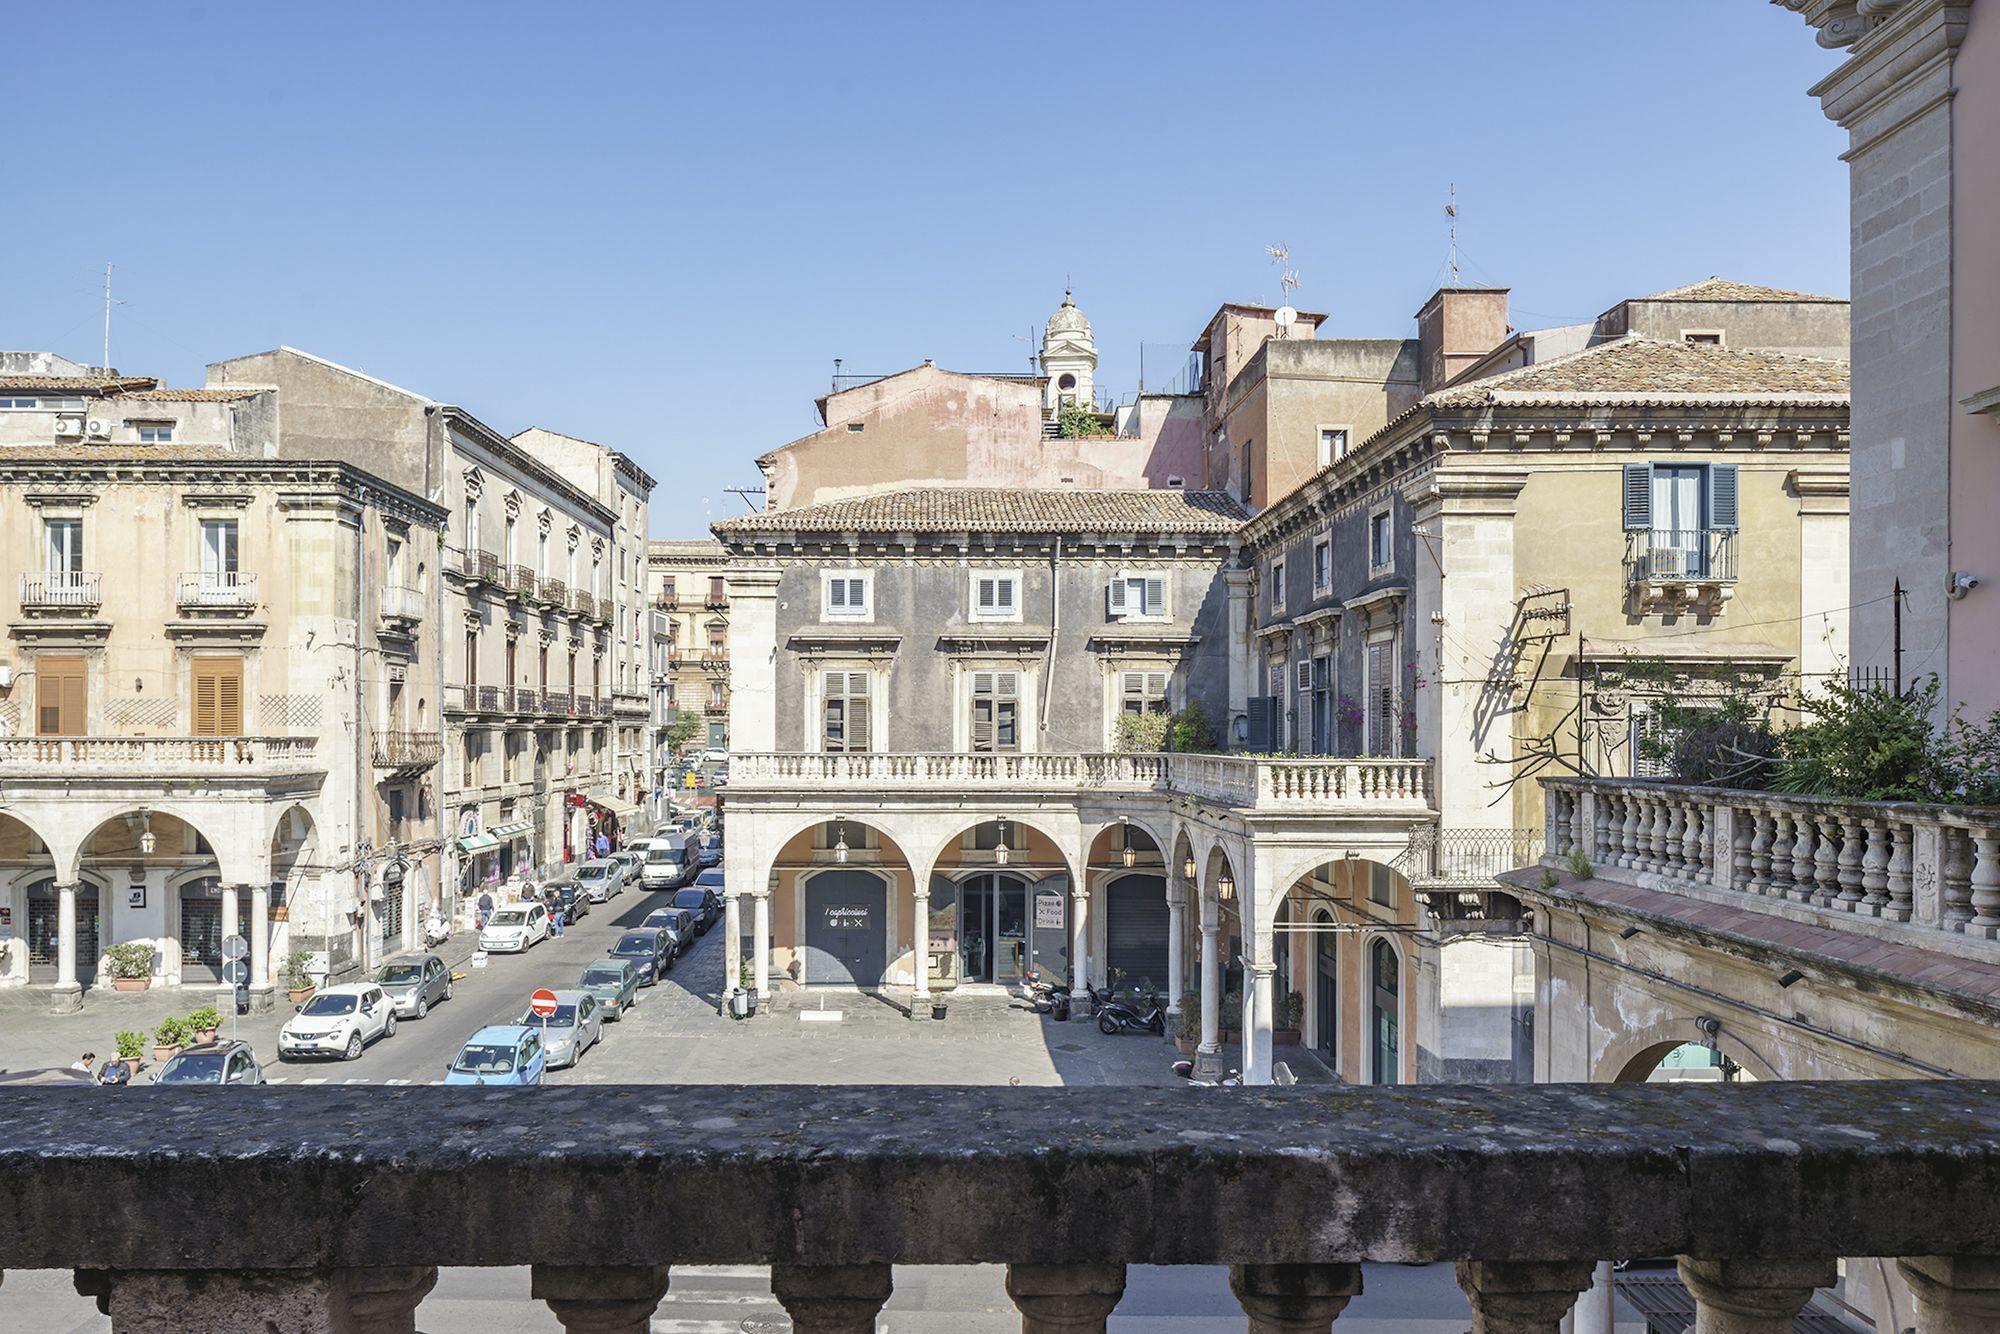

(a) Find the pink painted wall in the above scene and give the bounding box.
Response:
[1948,5,2000,717]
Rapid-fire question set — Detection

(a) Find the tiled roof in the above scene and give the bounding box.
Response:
[126,388,264,402]
[1425,336,1849,407]
[0,375,159,393]
[1635,276,1844,304]
[0,444,236,462]
[713,486,1247,535]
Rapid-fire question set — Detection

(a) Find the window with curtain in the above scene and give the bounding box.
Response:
[822,671,871,753]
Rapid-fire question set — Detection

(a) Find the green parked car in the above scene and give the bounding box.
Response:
[576,958,641,1021]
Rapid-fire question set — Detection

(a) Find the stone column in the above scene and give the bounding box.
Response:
[248,882,273,1011]
[50,881,81,1013]
[1245,957,1276,1086]
[1069,875,1090,1007]
[771,1263,893,1334]
[1197,895,1222,1081]
[1455,1260,1596,1334]
[531,1263,670,1334]
[723,891,743,1005]
[1898,1256,2000,1334]
[724,566,782,753]
[1675,1258,1833,1334]
[752,891,771,995]
[914,880,934,1003]
[1224,567,1255,742]
[1230,1263,1362,1333]
[1006,1262,1126,1333]
[1568,1261,1614,1334]
[1165,892,1186,1013]
[217,883,240,1001]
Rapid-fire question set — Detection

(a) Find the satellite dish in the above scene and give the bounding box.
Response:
[1274,306,1297,328]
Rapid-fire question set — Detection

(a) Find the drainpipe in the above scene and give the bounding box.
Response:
[355,486,371,981]
[1040,536,1061,736]
[433,505,448,933]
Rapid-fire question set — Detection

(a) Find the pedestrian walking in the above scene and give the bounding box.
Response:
[476,889,494,928]
[550,903,566,938]
[71,1051,96,1073]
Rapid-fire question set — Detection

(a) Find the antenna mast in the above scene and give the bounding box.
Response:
[1445,185,1459,286]
[1264,244,1302,336]
[101,262,119,368]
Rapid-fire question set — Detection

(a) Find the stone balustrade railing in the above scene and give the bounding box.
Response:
[1,1082,1997,1332]
[1541,776,2000,947]
[728,752,1434,812]
[0,734,320,772]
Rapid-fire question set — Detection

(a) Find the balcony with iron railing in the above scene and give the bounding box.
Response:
[654,590,679,610]
[461,548,502,585]
[476,685,503,713]
[542,689,572,716]
[511,686,540,715]
[370,730,441,770]
[505,563,536,598]
[700,648,729,670]
[705,590,731,611]
[1625,528,1737,606]
[540,575,568,608]
[378,584,425,627]
[704,700,729,716]
[570,587,595,617]
[18,572,101,612]
[1,1081,1997,1331]
[1397,827,1545,888]
[173,571,258,611]
[729,752,1436,813]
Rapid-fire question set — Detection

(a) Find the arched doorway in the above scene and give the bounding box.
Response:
[27,878,98,984]
[1313,909,1336,1064]
[929,818,1073,989]
[801,869,889,986]
[1103,874,1168,992]
[1371,937,1400,1085]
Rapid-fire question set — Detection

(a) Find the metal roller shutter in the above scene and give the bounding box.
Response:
[1104,875,1170,992]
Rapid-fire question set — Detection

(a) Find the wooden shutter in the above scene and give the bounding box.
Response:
[1622,464,1652,530]
[828,578,848,610]
[1143,577,1166,617]
[1246,697,1271,751]
[1708,464,1738,529]
[192,656,244,736]
[1295,660,1313,692]
[1268,663,1284,697]
[1107,576,1128,616]
[37,654,86,736]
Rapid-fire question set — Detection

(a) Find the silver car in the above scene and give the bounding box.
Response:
[375,955,453,1019]
[573,858,623,903]
[517,989,603,1069]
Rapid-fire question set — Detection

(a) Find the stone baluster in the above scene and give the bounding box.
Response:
[1812,819,1842,908]
[1454,1260,1596,1334]
[1677,1257,1835,1334]
[532,1265,670,1334]
[1941,828,1975,930]
[1897,1256,2000,1333]
[78,1266,439,1334]
[772,1263,894,1334]
[1682,801,1706,879]
[1767,816,1795,900]
[1969,832,2000,937]
[1229,1263,1363,1333]
[1005,1263,1127,1333]
[1747,812,1774,896]
[1791,816,1821,904]
[1883,823,1912,920]
[1647,797,1672,873]
[1662,801,1687,875]
[1618,797,1641,870]
[1856,818,1888,913]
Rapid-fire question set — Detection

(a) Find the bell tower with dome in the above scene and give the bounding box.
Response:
[1040,290,1097,413]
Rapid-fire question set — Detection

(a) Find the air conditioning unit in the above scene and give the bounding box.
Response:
[54,415,85,437]
[84,418,112,439]
[1646,547,1687,580]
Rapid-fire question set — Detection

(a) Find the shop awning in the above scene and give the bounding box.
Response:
[490,821,533,841]
[458,832,499,853]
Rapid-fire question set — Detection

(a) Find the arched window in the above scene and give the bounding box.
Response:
[1371,937,1400,1085]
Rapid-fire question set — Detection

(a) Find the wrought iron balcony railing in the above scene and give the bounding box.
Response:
[370,730,441,769]
[0,1082,1995,1331]
[18,572,100,611]
[540,576,568,607]
[506,563,536,597]
[174,572,258,610]
[1625,528,1737,585]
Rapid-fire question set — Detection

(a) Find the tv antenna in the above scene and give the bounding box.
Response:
[101,261,126,369]
[723,484,767,514]
[1445,185,1459,286]
[1265,243,1301,336]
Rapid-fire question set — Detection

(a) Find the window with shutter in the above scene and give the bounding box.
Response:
[191,656,245,737]
[36,654,86,736]
[824,572,870,619]
[1120,671,1170,717]
[1110,573,1167,620]
[1365,640,1397,757]
[1295,660,1312,692]
[1107,576,1128,616]
[823,670,872,752]
[1143,577,1166,617]
[1268,663,1284,697]
[1622,464,1653,531]
[969,670,1019,752]
[972,573,1020,620]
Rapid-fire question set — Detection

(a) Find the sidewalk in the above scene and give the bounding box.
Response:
[0,982,291,1078]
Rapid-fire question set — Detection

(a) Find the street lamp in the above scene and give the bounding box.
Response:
[138,811,157,857]
[833,820,849,865]
[994,820,1010,867]
[1182,852,1197,883]
[1217,870,1235,902]
[1121,825,1137,869]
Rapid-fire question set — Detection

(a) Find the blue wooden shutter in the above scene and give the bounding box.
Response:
[1246,697,1271,751]
[1708,464,1738,530]
[1622,464,1652,530]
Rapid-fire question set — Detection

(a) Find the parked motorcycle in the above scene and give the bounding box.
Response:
[423,912,451,950]
[1024,968,1071,1022]
[1097,990,1166,1036]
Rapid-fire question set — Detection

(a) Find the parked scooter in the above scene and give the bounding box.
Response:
[423,911,451,950]
[1097,989,1166,1036]
[1024,967,1071,1022]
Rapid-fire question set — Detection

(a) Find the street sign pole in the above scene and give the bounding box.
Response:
[222,934,250,1043]
[528,987,559,1071]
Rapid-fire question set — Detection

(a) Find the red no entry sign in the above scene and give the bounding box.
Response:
[529,988,560,1018]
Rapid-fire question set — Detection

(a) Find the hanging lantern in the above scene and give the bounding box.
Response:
[1121,834,1137,869]
[1218,871,1235,902]
[994,820,1010,866]
[1182,852,1197,883]
[139,811,157,857]
[833,820,849,865]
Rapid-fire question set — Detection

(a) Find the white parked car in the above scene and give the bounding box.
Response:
[480,902,550,953]
[279,984,397,1062]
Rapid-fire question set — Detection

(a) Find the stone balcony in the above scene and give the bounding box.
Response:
[0,734,320,775]
[0,1081,1997,1332]
[728,752,1435,813]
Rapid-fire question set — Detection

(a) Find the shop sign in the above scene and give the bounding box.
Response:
[823,904,870,929]
[1034,892,1065,930]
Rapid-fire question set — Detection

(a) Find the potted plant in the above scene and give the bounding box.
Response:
[1221,994,1243,1046]
[282,949,316,1004]
[929,988,948,1021]
[1175,993,1200,1055]
[186,1005,222,1045]
[1273,990,1304,1046]
[114,1030,146,1077]
[151,1016,189,1064]
[106,942,155,992]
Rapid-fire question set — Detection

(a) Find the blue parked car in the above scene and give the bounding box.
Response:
[442,1025,547,1086]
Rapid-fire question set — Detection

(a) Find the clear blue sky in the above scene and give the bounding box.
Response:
[9,2,1847,537]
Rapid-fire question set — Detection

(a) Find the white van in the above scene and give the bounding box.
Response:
[640,834,696,890]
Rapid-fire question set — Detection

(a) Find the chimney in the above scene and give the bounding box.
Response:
[1415,287,1510,393]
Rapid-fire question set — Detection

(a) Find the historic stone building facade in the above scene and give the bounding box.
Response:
[646,538,732,786]
[0,357,446,1005]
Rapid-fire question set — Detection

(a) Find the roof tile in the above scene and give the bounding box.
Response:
[714,487,1247,536]
[1636,276,1844,303]
[1425,336,1849,408]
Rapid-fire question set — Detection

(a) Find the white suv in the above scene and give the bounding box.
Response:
[480,902,550,953]
[279,983,397,1061]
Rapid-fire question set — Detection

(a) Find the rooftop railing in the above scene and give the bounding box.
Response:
[0,1082,1997,1331]
[728,752,1435,812]
[0,735,319,772]
[1539,776,2000,951]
